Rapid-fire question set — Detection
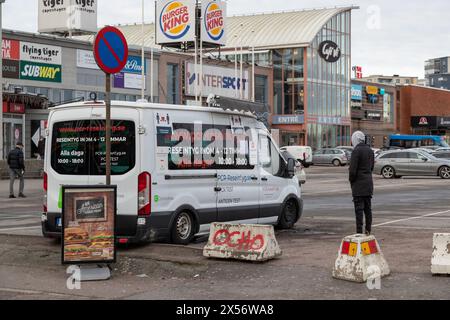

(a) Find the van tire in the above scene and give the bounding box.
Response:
[170,211,196,245]
[277,199,298,229]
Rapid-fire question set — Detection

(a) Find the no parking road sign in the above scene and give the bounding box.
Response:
[94,26,129,74]
[93,26,129,186]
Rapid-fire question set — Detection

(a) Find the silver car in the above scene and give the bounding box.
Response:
[374,150,450,179]
[313,148,348,166]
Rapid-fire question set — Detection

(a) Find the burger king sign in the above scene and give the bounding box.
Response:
[201,0,227,45]
[156,0,196,44]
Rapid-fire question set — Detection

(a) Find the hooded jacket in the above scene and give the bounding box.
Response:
[349,133,375,197]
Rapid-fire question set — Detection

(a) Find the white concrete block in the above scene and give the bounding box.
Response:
[203,223,282,262]
[431,233,450,275]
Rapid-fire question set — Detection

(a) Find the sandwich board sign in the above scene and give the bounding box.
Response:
[62,186,117,266]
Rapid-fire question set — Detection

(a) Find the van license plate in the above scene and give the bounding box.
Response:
[56,218,62,227]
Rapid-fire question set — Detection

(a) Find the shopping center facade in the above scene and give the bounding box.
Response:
[118,6,357,149]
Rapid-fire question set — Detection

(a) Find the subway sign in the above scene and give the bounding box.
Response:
[20,61,62,83]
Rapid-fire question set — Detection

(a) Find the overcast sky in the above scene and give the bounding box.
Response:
[3,0,450,78]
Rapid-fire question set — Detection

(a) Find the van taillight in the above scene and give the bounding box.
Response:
[138,172,151,216]
[43,172,48,213]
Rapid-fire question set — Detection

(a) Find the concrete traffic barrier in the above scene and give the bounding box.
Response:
[332,234,390,283]
[431,233,450,275]
[203,223,282,262]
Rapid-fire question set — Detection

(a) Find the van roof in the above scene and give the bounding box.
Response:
[49,100,258,119]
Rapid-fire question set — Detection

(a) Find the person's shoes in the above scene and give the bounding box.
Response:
[365,231,371,236]
[9,195,16,199]
[18,194,26,198]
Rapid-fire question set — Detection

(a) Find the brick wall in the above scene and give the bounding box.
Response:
[399,86,450,134]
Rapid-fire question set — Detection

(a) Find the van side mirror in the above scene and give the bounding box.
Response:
[421,157,428,162]
[287,158,296,177]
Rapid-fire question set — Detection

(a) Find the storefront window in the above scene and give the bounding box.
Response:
[167,63,180,105]
[255,75,268,104]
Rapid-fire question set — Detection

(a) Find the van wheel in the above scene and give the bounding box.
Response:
[171,211,196,245]
[332,159,341,167]
[277,199,298,230]
[439,166,450,179]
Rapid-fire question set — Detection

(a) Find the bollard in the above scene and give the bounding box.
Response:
[333,234,390,283]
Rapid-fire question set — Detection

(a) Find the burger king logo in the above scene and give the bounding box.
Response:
[160,1,191,40]
[204,2,224,41]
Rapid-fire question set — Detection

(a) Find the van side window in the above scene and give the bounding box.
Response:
[259,135,281,176]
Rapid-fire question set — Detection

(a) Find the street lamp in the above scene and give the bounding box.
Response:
[0,0,5,160]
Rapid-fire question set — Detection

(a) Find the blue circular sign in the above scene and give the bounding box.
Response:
[94,26,129,74]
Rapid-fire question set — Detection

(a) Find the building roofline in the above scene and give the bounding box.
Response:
[229,5,359,18]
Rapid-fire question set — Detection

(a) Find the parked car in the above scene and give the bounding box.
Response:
[432,151,450,160]
[435,147,450,152]
[282,151,306,185]
[374,149,450,179]
[336,146,354,153]
[280,146,313,168]
[313,148,348,167]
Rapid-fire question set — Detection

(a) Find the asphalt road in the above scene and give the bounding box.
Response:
[0,167,449,300]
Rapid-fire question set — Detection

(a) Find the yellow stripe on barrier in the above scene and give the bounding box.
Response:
[349,243,358,257]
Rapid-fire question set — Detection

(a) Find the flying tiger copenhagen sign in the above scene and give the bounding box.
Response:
[201,0,227,46]
[156,0,196,44]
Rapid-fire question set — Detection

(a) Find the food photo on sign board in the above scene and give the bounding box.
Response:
[62,186,117,265]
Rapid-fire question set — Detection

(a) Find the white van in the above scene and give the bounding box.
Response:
[42,101,303,244]
[280,146,313,168]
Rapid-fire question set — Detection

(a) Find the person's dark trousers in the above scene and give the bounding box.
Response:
[353,196,373,234]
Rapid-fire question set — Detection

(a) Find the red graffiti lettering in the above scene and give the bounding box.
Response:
[213,229,265,250]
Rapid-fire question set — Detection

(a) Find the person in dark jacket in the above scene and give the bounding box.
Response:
[7,142,26,199]
[349,131,375,235]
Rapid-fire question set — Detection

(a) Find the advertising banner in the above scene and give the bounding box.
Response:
[8,103,25,114]
[123,55,146,74]
[38,0,98,34]
[76,49,99,69]
[201,0,227,46]
[3,59,20,79]
[156,0,196,44]
[20,41,62,65]
[2,39,20,60]
[185,62,249,99]
[351,84,363,101]
[113,73,145,90]
[20,61,62,83]
[62,186,117,265]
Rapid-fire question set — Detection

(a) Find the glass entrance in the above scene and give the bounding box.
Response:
[3,118,24,159]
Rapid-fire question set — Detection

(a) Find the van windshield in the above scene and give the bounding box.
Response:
[51,120,136,175]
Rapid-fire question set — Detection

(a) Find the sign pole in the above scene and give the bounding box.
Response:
[105,73,111,186]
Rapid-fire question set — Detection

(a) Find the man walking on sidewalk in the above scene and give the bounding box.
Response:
[349,131,374,235]
[7,142,26,199]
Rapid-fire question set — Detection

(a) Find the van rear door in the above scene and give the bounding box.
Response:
[48,108,93,214]
[49,107,139,221]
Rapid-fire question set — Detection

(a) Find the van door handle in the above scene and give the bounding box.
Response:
[261,177,268,182]
[214,187,222,192]
[251,176,258,181]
